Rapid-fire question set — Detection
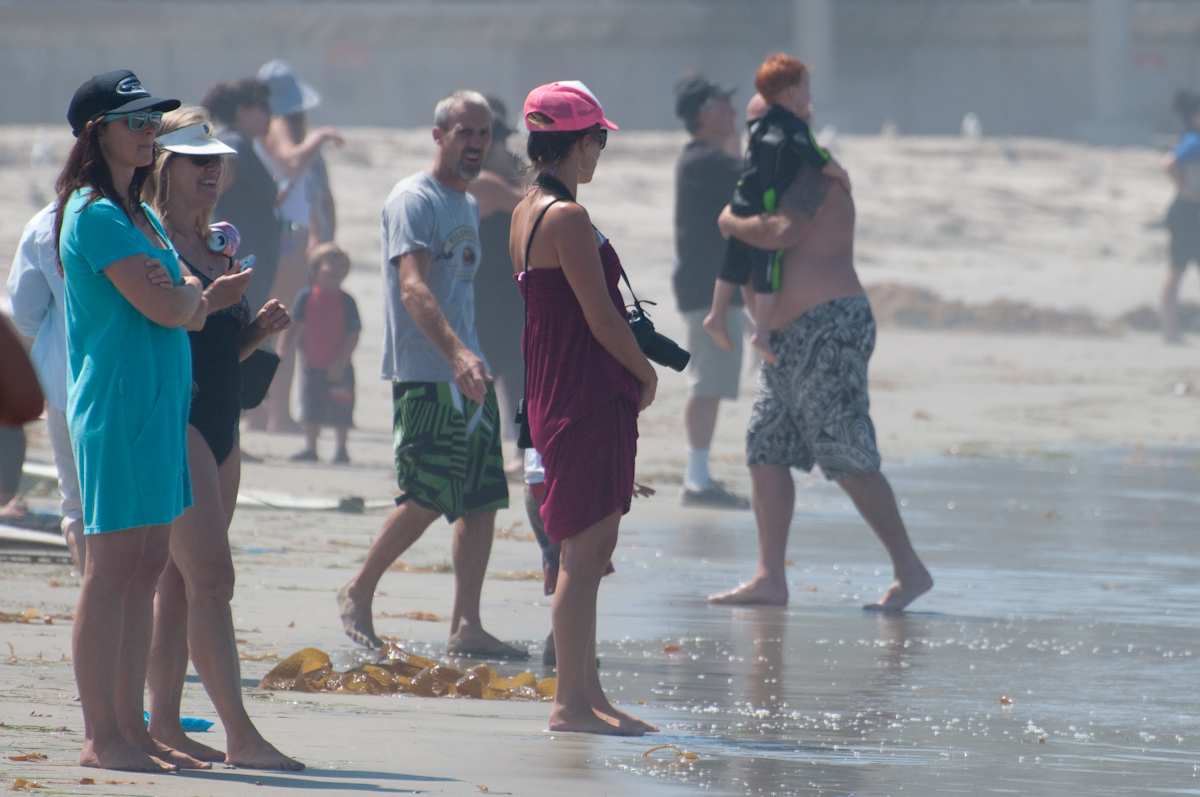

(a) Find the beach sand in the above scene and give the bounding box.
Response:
[1,127,1198,795]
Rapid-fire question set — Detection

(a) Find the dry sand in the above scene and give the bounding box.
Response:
[1,127,1197,794]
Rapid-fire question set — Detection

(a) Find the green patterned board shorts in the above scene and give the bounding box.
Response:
[391,382,509,521]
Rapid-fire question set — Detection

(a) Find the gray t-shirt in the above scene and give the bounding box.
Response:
[380,171,487,382]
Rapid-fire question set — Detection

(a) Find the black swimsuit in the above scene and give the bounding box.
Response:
[184,258,251,465]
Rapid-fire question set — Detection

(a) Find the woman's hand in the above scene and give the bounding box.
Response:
[145,258,174,288]
[253,299,290,337]
[637,370,658,412]
[205,261,254,313]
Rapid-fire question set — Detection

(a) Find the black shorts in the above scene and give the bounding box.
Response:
[1167,198,1200,270]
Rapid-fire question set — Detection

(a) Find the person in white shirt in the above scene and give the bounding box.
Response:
[6,202,85,569]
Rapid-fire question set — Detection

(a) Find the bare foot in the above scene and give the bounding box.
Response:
[448,624,529,660]
[133,735,210,770]
[147,725,225,763]
[863,565,933,613]
[749,332,778,365]
[0,497,29,520]
[80,737,177,773]
[707,577,788,606]
[702,313,734,352]
[226,736,304,771]
[338,584,384,649]
[593,701,658,734]
[548,706,645,736]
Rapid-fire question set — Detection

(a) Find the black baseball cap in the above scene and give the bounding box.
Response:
[67,69,180,137]
[674,75,735,125]
[485,94,516,139]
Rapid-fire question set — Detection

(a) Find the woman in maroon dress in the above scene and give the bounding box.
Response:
[509,82,658,736]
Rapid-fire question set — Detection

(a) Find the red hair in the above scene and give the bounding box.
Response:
[754,53,808,102]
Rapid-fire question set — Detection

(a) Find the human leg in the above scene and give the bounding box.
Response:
[548,511,644,735]
[446,509,526,658]
[1163,265,1185,343]
[703,279,739,351]
[75,528,175,772]
[153,429,302,769]
[338,500,439,648]
[707,463,793,605]
[837,470,933,612]
[46,408,85,571]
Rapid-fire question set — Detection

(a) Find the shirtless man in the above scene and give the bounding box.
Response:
[708,79,932,612]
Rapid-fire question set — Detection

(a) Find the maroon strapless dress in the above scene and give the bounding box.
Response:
[517,232,641,542]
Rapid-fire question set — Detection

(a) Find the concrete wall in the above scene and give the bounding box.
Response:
[1,0,1198,138]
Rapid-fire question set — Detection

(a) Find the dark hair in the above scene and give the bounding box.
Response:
[53,120,151,268]
[1174,90,1200,129]
[202,78,269,127]
[526,127,594,168]
[285,111,307,146]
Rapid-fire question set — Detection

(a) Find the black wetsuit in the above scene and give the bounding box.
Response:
[184,258,252,465]
[721,105,831,293]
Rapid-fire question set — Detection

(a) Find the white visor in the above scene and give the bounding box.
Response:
[156,122,236,156]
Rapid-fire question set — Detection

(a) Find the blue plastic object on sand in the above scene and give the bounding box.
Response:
[143,710,214,732]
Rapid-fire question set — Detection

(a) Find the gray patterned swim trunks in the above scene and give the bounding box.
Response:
[746,295,882,480]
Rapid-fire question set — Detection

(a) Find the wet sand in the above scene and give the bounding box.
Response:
[3,446,1198,795]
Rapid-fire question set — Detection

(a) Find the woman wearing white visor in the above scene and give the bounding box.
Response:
[142,109,300,770]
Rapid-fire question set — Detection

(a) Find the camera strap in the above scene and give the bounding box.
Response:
[532,172,651,317]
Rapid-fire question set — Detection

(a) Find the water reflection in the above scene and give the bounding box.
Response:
[602,448,1200,795]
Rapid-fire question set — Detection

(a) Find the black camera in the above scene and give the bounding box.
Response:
[628,305,690,372]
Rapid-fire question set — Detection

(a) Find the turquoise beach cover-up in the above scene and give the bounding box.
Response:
[59,188,193,534]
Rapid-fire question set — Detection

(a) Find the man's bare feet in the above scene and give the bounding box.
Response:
[448,624,529,660]
[702,312,734,352]
[80,737,177,773]
[337,584,384,649]
[863,565,933,613]
[707,577,788,606]
[548,706,646,736]
[147,725,225,763]
[749,332,778,365]
[226,736,304,771]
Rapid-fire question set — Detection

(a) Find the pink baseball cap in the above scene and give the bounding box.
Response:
[523,81,619,133]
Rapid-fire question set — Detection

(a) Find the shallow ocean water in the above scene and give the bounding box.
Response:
[570,447,1200,796]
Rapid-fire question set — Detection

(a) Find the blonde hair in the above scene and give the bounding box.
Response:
[144,106,221,237]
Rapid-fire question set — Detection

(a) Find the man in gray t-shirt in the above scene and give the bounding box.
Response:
[381,171,487,382]
[338,91,523,659]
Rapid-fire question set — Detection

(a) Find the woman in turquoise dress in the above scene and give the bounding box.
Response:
[55,70,208,773]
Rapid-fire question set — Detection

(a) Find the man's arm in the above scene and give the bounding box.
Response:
[396,250,488,402]
[717,165,833,250]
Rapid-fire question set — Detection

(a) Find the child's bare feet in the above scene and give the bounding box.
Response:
[702,312,734,352]
[750,332,777,364]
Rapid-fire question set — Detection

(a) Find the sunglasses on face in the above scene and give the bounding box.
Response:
[178,153,220,168]
[103,110,164,132]
[589,128,608,150]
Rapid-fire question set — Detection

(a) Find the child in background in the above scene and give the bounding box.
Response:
[286,243,360,464]
[703,53,850,363]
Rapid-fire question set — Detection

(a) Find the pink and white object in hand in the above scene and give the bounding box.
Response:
[206,221,241,257]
